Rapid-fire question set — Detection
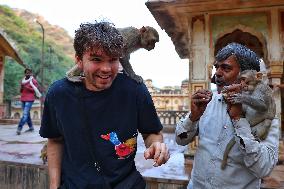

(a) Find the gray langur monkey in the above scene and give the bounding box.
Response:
[119,26,159,83]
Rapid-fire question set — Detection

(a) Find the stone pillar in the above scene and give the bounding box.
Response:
[190,15,209,89]
[0,55,4,104]
[0,55,6,118]
[267,8,283,136]
[185,14,211,159]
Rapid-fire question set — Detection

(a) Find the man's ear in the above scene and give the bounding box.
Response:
[256,72,263,80]
[75,56,83,69]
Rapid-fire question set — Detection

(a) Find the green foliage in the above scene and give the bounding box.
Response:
[4,59,23,100]
[0,5,74,101]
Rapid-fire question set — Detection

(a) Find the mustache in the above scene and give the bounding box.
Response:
[214,76,231,86]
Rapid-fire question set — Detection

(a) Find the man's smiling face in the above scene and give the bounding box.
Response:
[76,48,120,92]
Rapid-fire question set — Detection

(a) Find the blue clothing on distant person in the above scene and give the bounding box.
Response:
[18,101,34,130]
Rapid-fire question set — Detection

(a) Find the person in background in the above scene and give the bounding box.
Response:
[17,68,40,135]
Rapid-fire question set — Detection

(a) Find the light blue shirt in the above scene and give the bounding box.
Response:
[175,92,279,189]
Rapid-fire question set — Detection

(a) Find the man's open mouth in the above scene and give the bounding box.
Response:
[97,75,110,79]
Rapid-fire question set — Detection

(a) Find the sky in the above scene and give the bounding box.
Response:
[1,0,189,88]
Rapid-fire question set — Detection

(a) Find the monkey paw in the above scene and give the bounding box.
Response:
[230,93,243,104]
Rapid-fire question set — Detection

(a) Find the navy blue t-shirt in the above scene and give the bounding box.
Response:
[39,73,162,189]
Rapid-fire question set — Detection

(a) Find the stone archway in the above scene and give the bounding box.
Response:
[214,25,267,63]
[210,26,267,90]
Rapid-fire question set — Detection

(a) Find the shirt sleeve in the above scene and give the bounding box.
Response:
[39,88,62,138]
[232,118,279,178]
[175,113,199,146]
[136,83,163,134]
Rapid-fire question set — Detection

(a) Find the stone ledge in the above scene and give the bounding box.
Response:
[0,118,41,125]
[0,160,188,189]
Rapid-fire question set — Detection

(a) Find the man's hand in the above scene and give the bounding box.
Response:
[191,89,212,121]
[144,141,170,167]
[227,103,243,120]
[226,93,243,120]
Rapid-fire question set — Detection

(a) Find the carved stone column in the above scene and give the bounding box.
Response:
[267,9,284,136]
[185,14,211,160]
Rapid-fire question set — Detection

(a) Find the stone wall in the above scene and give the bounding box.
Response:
[0,161,49,189]
[0,160,187,189]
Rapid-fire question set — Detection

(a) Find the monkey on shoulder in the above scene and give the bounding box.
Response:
[220,70,276,169]
[119,26,159,83]
[66,26,159,83]
[224,69,276,139]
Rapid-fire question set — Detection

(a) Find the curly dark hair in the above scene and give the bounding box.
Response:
[215,42,260,72]
[74,21,124,59]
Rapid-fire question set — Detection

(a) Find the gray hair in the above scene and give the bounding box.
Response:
[215,42,260,72]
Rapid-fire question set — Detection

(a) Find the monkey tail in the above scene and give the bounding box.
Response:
[221,138,236,170]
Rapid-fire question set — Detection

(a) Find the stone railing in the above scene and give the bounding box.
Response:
[157,110,188,132]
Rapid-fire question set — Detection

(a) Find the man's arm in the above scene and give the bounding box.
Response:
[175,89,212,146]
[47,137,64,189]
[228,96,279,177]
[233,118,279,178]
[142,131,170,167]
[175,113,199,146]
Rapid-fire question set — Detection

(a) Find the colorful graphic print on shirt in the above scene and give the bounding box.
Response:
[101,131,137,159]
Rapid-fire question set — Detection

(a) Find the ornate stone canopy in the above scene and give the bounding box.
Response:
[146,0,284,59]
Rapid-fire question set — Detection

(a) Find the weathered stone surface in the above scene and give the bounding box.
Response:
[0,161,48,189]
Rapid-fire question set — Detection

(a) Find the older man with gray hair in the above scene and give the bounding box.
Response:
[175,42,279,189]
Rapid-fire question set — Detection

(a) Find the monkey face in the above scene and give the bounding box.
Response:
[140,26,159,51]
[237,70,260,92]
[145,39,158,51]
[141,36,158,51]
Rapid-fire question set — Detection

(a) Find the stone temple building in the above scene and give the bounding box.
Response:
[146,0,284,134]
[145,79,189,111]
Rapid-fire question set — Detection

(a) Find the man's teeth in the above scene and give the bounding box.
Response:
[99,75,110,79]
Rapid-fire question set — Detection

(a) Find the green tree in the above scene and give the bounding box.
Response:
[0,5,74,101]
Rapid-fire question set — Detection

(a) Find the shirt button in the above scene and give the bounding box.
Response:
[224,125,227,129]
